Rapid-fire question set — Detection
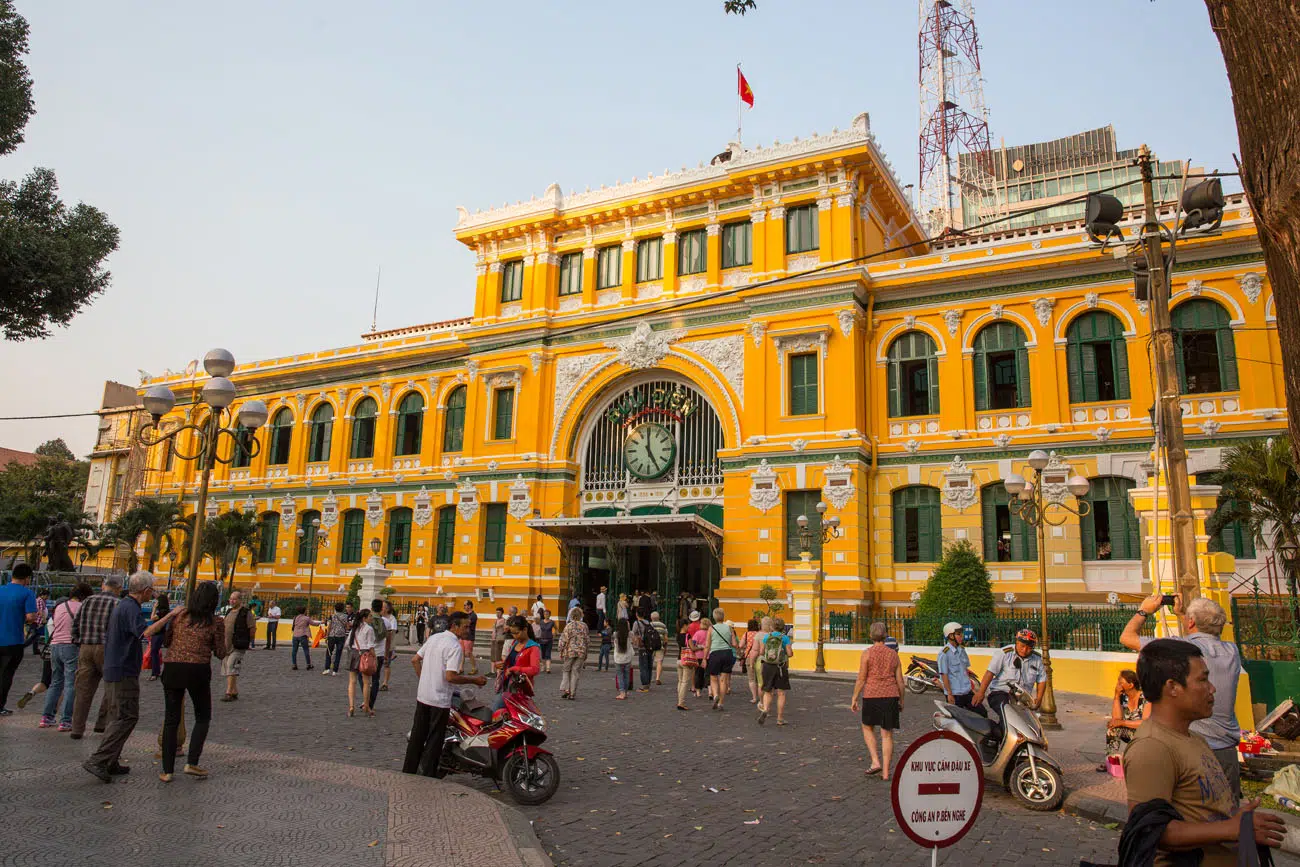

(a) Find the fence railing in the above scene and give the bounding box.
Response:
[1231,595,1300,662]
[826,605,1153,652]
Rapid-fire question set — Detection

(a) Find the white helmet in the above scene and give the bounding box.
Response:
[943,622,964,639]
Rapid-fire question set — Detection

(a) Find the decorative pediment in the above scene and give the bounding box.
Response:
[821,455,856,511]
[205,499,220,519]
[507,475,532,521]
[412,487,433,528]
[748,459,781,514]
[320,491,339,529]
[279,495,297,528]
[605,321,685,369]
[241,496,256,515]
[771,326,830,363]
[1039,452,1073,506]
[941,455,976,512]
[365,490,384,527]
[456,480,480,522]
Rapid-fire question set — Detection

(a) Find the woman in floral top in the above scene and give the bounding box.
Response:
[153,581,228,782]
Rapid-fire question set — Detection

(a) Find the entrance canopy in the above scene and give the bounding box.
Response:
[528,513,723,549]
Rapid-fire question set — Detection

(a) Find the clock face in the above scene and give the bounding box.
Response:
[623,422,676,480]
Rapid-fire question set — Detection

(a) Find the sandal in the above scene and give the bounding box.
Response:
[866,766,882,776]
[676,705,689,711]
[776,720,787,726]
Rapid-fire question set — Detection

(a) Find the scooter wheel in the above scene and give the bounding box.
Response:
[502,751,561,806]
[1009,759,1064,811]
[905,677,929,695]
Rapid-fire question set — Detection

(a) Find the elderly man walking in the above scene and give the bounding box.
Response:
[1121,593,1245,798]
[82,572,156,782]
[69,575,123,738]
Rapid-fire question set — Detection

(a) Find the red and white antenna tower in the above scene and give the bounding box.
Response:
[917,0,996,234]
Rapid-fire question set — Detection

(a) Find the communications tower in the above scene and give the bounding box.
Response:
[917,0,996,233]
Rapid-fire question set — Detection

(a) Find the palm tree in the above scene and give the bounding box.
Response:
[202,511,261,594]
[109,497,185,573]
[1208,438,1300,622]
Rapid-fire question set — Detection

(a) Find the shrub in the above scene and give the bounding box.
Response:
[914,539,994,644]
[346,575,362,610]
[752,583,786,621]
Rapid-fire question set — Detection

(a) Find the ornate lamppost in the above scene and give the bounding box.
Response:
[1002,449,1092,730]
[797,501,843,674]
[138,349,268,602]
[295,517,329,616]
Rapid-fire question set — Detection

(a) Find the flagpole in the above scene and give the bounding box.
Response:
[736,63,743,145]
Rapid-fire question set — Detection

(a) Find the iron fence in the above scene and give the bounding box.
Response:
[825,605,1152,652]
[1231,594,1300,662]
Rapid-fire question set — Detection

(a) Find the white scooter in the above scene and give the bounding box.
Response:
[931,682,1066,811]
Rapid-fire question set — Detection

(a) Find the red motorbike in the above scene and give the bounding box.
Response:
[440,674,560,805]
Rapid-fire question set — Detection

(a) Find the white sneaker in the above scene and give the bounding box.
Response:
[322,669,331,676]
[331,670,338,676]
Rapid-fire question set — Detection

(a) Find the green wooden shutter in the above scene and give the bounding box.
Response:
[1080,488,1097,561]
[918,491,940,562]
[887,356,902,418]
[1121,484,1141,561]
[436,507,455,564]
[1174,331,1188,393]
[893,490,910,563]
[927,355,940,415]
[1080,343,1099,402]
[789,354,817,415]
[494,388,514,439]
[1015,347,1032,407]
[1106,481,1131,560]
[1066,339,1084,403]
[1113,337,1131,399]
[981,487,998,561]
[1216,326,1239,391]
[972,349,988,411]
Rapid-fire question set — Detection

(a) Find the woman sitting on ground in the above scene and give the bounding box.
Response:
[1099,669,1149,771]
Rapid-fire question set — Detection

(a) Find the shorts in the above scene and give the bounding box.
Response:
[540,642,553,661]
[706,649,735,677]
[221,649,246,678]
[860,697,901,729]
[761,663,790,692]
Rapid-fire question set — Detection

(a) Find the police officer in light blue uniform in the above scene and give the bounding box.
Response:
[936,621,975,709]
[973,628,1047,724]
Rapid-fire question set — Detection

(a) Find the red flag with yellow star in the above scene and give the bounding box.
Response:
[738,67,754,107]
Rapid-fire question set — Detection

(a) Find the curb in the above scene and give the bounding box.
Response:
[1063,789,1128,827]
[491,795,554,867]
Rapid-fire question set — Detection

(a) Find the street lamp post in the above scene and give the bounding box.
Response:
[797,501,843,674]
[295,517,329,616]
[137,349,268,603]
[1003,449,1092,730]
[1278,542,1300,629]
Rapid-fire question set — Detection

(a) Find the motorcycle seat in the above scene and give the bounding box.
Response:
[948,705,993,737]
[465,706,494,725]
[912,657,937,668]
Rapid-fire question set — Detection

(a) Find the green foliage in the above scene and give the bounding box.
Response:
[752,582,786,621]
[346,574,362,610]
[1207,438,1300,554]
[0,448,91,564]
[0,1,118,341]
[723,0,757,13]
[201,510,261,593]
[914,540,994,642]
[109,497,183,574]
[34,438,75,460]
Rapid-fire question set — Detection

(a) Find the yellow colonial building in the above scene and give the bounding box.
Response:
[124,112,1283,647]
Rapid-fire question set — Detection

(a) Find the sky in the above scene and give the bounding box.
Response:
[0,0,1238,456]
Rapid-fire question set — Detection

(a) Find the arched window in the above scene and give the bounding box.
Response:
[1066,311,1130,403]
[394,392,424,456]
[307,403,334,463]
[297,510,321,564]
[230,424,254,468]
[1082,476,1140,561]
[887,332,940,417]
[443,386,467,452]
[435,506,456,565]
[892,486,941,563]
[972,322,1031,410]
[350,397,377,459]
[1197,472,1256,560]
[981,483,1037,562]
[162,439,175,473]
[339,509,365,564]
[1173,300,1237,394]
[267,408,293,466]
[387,507,413,564]
[257,511,279,563]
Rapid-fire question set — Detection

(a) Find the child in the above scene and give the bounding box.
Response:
[598,623,613,671]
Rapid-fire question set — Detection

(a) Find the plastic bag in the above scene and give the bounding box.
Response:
[1265,763,1300,802]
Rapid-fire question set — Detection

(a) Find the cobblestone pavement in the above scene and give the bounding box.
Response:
[3,647,1290,867]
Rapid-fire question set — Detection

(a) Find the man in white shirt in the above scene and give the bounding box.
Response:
[403,611,486,777]
[595,586,607,629]
[264,604,281,650]
[381,601,398,691]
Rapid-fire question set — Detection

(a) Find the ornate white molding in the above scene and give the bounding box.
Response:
[335,387,349,406]
[486,370,522,390]
[773,329,829,364]
[748,321,766,347]
[750,210,766,224]
[529,352,544,375]
[621,238,636,252]
[1237,272,1264,304]
[507,475,532,521]
[412,487,433,528]
[770,206,786,220]
[241,495,256,515]
[706,222,720,237]
[205,499,219,519]
[942,309,962,337]
[993,433,1012,449]
[1039,452,1073,506]
[1136,299,1150,316]
[551,351,612,448]
[941,455,976,512]
[558,296,582,312]
[456,480,479,522]
[989,304,1005,320]
[834,193,855,208]
[465,360,480,382]
[821,455,855,511]
[903,314,918,329]
[596,289,620,306]
[1084,292,1101,309]
[365,490,384,527]
[279,495,297,528]
[582,246,596,260]
[295,393,307,414]
[791,439,808,452]
[1094,427,1113,442]
[787,253,820,272]
[837,308,862,337]
[678,274,707,294]
[605,321,685,369]
[635,283,663,301]
[681,334,745,405]
[722,268,753,287]
[1200,419,1222,436]
[320,491,338,529]
[1032,297,1056,327]
[1187,279,1204,297]
[904,439,920,454]
[748,459,781,513]
[500,303,522,318]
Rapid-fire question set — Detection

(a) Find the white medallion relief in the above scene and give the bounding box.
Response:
[364,490,385,527]
[1136,299,1150,316]
[1200,419,1222,436]
[821,455,856,511]
[903,314,917,329]
[989,304,1005,320]
[904,439,920,454]
[748,460,781,514]
[412,487,433,528]
[320,491,338,529]
[993,433,1012,449]
[507,475,532,521]
[606,321,685,369]
[791,439,808,452]
[941,455,977,512]
[678,275,707,294]
[241,495,256,515]
[1039,452,1073,506]
[500,303,523,318]
[1032,297,1056,326]
[1186,279,1204,297]
[837,308,861,337]
[596,289,620,306]
[942,309,962,337]
[465,360,479,382]
[681,335,745,406]
[1094,427,1113,442]
[279,495,297,528]
[1085,292,1100,309]
[748,321,766,347]
[1237,272,1264,304]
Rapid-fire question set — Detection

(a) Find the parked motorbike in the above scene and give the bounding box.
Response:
[931,681,1065,811]
[905,654,978,695]
[438,674,560,805]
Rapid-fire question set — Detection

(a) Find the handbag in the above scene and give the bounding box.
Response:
[359,648,377,676]
[347,633,362,672]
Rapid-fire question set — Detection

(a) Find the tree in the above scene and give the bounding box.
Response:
[0,0,119,341]
[752,582,786,621]
[914,540,995,642]
[346,574,362,610]
[200,510,261,593]
[0,448,90,566]
[34,438,75,461]
[108,497,183,573]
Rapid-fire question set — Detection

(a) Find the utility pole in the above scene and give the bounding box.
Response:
[1138,145,1201,606]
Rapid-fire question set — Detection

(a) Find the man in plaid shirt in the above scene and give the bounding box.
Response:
[70,575,122,738]
[557,607,591,701]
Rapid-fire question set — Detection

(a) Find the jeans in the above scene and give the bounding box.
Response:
[367,657,386,707]
[87,677,139,773]
[403,701,450,776]
[265,621,278,649]
[560,656,584,696]
[149,633,165,678]
[598,645,611,670]
[291,636,312,667]
[326,636,344,672]
[0,643,23,709]
[614,662,632,694]
[72,644,112,735]
[161,662,212,774]
[638,651,653,687]
[42,643,78,722]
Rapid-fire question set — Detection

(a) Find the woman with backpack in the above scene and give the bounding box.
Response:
[153,581,228,782]
[611,619,634,700]
[345,609,377,718]
[742,618,762,704]
[757,617,793,726]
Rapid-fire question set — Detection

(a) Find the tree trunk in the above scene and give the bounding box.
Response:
[1204,2,1300,461]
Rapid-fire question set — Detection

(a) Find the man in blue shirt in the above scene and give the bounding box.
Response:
[83,572,155,782]
[936,621,976,709]
[0,563,39,715]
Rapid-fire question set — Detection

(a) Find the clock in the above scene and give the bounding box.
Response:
[623,422,676,480]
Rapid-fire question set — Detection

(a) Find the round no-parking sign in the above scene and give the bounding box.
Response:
[890,730,984,849]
